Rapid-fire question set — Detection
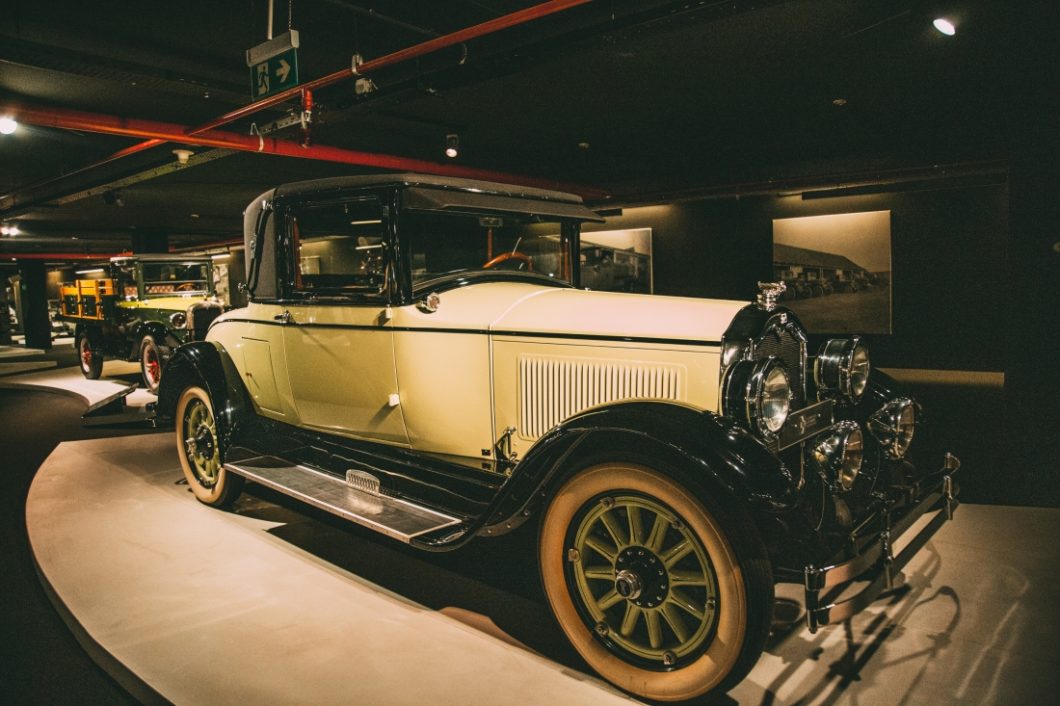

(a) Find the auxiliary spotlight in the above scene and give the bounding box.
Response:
[445,133,459,159]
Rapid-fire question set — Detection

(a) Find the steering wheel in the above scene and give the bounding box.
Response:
[482,251,533,271]
[175,282,197,292]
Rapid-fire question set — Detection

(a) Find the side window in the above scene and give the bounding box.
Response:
[287,198,387,298]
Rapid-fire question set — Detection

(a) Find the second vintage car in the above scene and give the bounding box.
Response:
[157,173,959,702]
[60,254,224,392]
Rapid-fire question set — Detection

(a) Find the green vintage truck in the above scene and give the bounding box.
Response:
[59,255,224,393]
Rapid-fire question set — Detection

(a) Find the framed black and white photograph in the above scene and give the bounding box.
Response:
[772,211,892,334]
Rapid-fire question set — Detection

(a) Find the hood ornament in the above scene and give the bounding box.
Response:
[756,281,786,311]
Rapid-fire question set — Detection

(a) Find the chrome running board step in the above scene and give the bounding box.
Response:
[225,456,461,543]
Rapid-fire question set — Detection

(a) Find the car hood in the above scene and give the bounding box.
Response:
[488,287,745,343]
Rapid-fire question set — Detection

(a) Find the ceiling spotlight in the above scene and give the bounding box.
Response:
[933,18,956,36]
[0,117,17,135]
[0,224,19,236]
[445,133,459,159]
[172,148,194,166]
[102,189,125,207]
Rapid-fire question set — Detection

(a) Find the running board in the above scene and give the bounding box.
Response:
[224,456,461,543]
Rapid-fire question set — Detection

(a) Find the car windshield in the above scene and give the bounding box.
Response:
[404,211,573,289]
[141,262,211,296]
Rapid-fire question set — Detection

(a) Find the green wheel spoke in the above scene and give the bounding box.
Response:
[670,569,708,587]
[668,588,705,621]
[645,610,663,649]
[597,589,624,612]
[660,602,690,644]
[645,513,669,553]
[661,539,693,568]
[599,509,627,548]
[584,536,618,563]
[627,505,644,546]
[620,604,641,637]
[583,565,615,581]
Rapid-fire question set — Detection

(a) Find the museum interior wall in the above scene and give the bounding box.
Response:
[585,180,1028,505]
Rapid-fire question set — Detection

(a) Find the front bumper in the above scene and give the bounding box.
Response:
[803,452,960,632]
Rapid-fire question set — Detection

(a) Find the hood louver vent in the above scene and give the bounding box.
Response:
[519,355,684,439]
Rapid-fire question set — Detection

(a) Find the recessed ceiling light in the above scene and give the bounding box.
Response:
[577,141,590,150]
[190,213,200,219]
[832,98,848,107]
[933,18,956,36]
[444,133,459,159]
[0,117,17,135]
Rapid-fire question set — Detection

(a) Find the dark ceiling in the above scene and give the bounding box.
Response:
[0,0,1051,259]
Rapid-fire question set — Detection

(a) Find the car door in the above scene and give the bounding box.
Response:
[277,196,409,447]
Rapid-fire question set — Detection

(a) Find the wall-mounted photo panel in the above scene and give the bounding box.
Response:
[580,228,653,293]
[772,211,892,334]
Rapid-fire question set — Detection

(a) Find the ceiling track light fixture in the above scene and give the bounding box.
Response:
[445,133,460,159]
[933,17,956,36]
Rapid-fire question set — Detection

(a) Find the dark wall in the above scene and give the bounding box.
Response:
[586,182,1009,371]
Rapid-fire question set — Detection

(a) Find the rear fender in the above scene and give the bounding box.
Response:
[156,342,252,457]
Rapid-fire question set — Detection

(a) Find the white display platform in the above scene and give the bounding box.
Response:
[27,434,1060,705]
[0,362,154,412]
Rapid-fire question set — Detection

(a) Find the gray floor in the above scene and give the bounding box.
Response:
[27,433,1060,705]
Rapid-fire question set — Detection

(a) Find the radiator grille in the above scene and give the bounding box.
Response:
[754,326,805,405]
[190,304,223,341]
[519,356,684,439]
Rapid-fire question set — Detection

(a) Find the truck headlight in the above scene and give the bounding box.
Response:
[868,398,916,458]
[813,421,863,491]
[169,311,188,329]
[723,358,792,436]
[815,338,870,402]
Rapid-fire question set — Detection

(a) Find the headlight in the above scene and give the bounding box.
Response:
[815,338,871,402]
[812,421,864,491]
[723,358,792,436]
[169,311,188,329]
[868,398,916,458]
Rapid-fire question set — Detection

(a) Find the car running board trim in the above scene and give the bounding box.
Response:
[224,456,461,543]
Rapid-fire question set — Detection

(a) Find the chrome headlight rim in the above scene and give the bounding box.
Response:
[812,421,864,492]
[868,397,917,459]
[723,357,792,438]
[169,311,188,329]
[815,337,871,402]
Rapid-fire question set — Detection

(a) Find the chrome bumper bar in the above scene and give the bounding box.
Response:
[803,453,960,632]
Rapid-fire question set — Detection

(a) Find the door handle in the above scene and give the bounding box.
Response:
[273,310,293,324]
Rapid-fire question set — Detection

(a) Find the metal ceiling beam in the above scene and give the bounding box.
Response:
[2,103,606,198]
[0,0,595,215]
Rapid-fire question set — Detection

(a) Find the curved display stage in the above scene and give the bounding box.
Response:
[28,435,1059,705]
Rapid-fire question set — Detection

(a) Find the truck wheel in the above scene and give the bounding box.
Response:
[175,386,244,507]
[78,335,103,379]
[139,337,164,394]
[539,461,772,702]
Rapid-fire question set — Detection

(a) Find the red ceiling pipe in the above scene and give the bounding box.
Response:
[1,0,592,210]
[6,103,607,198]
[189,0,591,136]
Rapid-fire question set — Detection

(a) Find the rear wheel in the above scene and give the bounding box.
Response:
[78,335,103,379]
[175,386,243,507]
[539,462,772,702]
[139,337,164,394]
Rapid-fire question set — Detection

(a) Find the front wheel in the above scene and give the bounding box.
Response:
[539,462,772,702]
[139,336,164,394]
[78,335,103,379]
[175,386,244,507]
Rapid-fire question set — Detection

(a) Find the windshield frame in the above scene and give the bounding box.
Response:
[396,205,582,303]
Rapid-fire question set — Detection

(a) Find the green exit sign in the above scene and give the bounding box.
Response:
[249,48,299,98]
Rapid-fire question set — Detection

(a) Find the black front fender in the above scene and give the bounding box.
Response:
[483,401,798,532]
[156,341,251,457]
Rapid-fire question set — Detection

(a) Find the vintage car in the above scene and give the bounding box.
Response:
[156,174,959,703]
[60,254,224,392]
